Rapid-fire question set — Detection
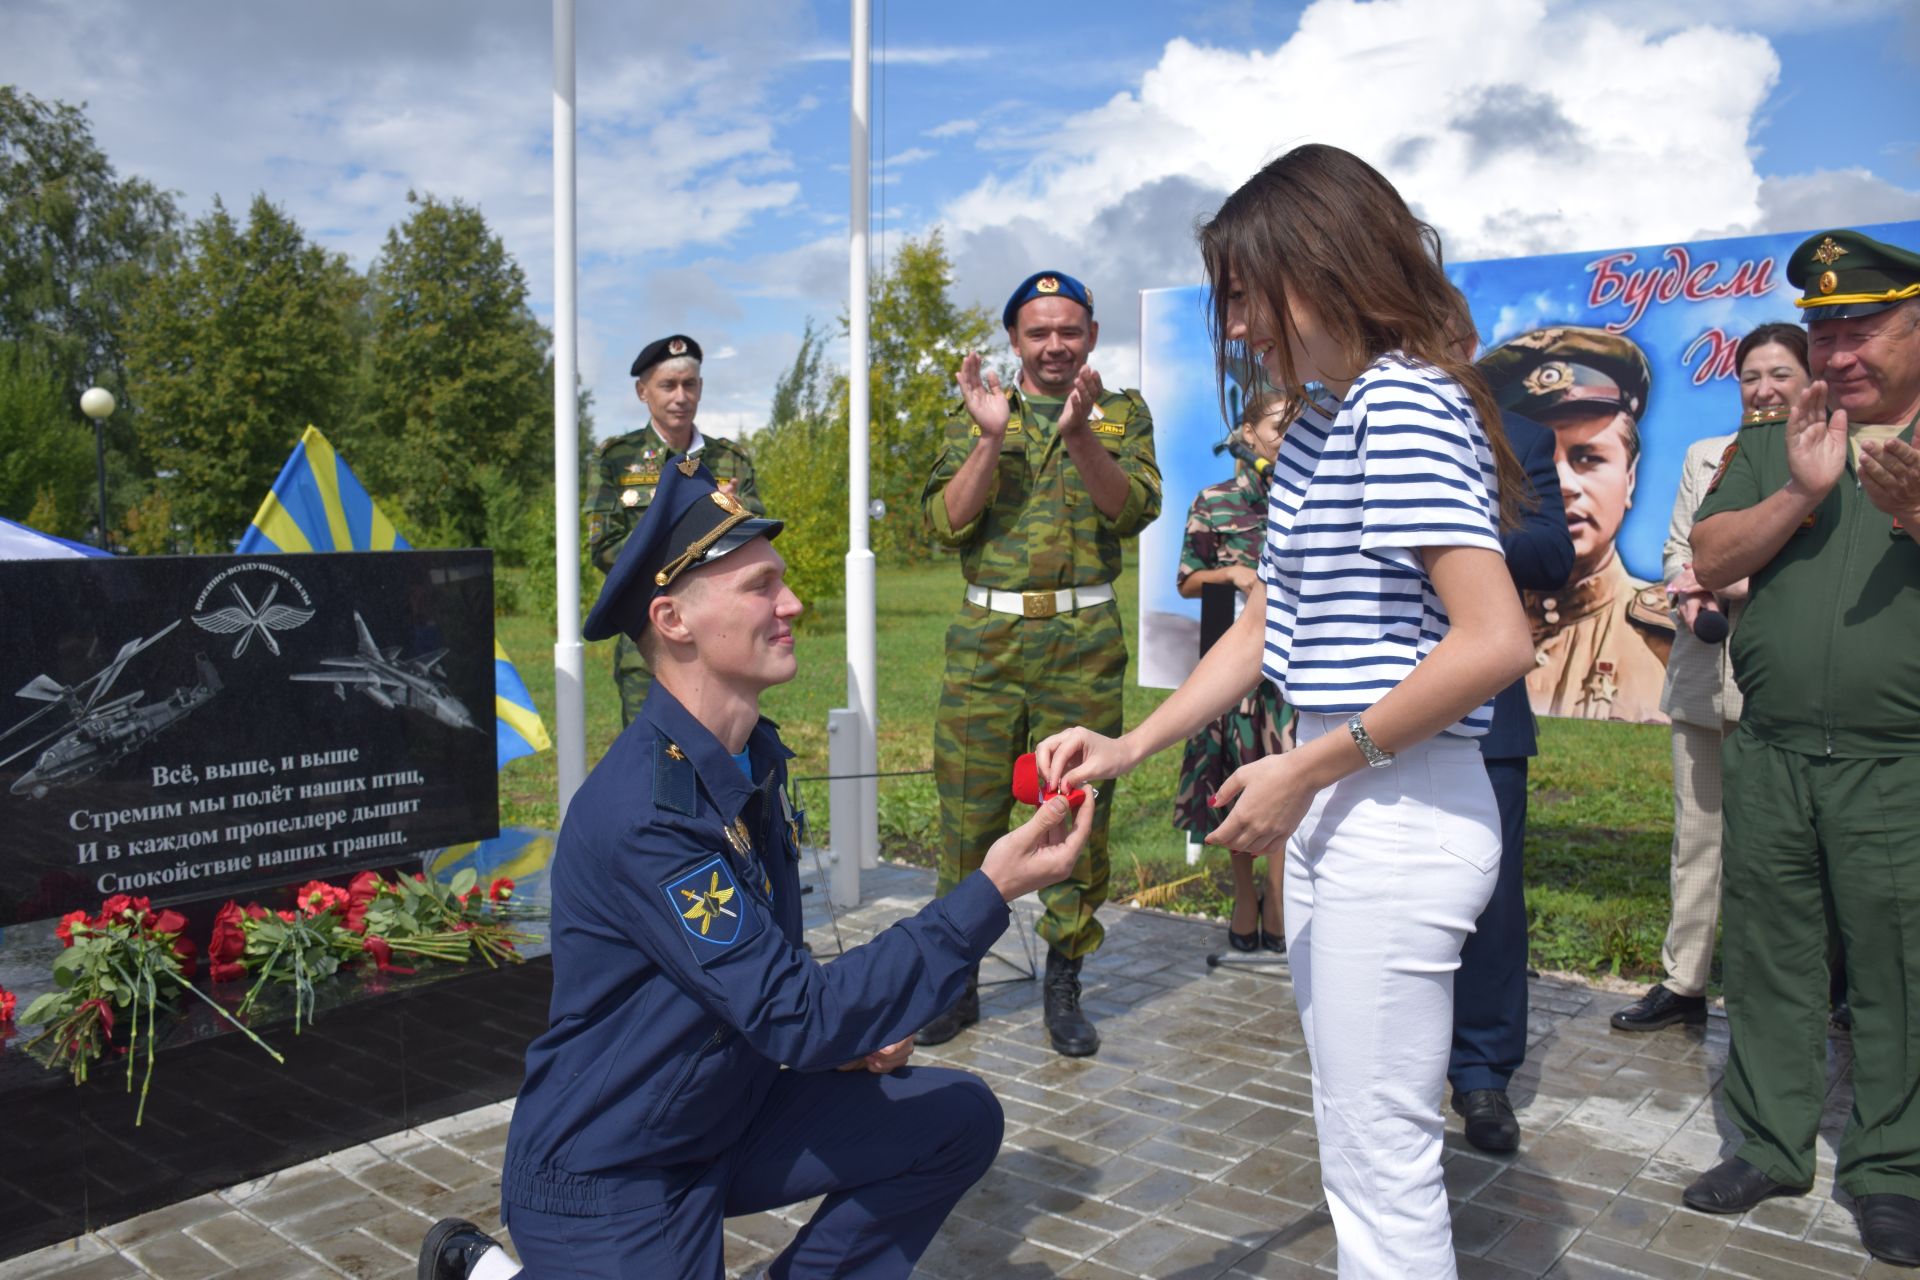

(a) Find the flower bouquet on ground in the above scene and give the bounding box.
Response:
[360,869,541,969]
[210,880,384,1033]
[19,895,283,1123]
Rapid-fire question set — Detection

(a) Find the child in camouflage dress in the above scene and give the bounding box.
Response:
[1175,395,1292,951]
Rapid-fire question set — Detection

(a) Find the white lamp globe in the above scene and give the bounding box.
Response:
[80,387,116,419]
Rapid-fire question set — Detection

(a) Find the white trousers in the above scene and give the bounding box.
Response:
[1285,712,1501,1279]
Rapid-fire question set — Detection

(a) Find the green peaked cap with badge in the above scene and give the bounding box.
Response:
[1789,229,1920,323]
[1478,325,1652,423]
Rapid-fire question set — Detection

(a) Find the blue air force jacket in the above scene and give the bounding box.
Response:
[500,682,1011,1217]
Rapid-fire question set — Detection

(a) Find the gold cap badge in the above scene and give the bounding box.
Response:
[1036,276,1060,294]
[668,337,689,355]
[1813,237,1848,266]
[1818,270,1838,295]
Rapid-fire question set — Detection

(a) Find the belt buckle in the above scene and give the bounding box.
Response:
[1021,589,1057,619]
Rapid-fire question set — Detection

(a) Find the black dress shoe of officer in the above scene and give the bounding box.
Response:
[419,1218,503,1280]
[1452,1089,1520,1153]
[1043,948,1100,1057]
[1682,1158,1808,1214]
[1858,1194,1920,1266]
[1610,983,1707,1032]
[916,963,980,1047]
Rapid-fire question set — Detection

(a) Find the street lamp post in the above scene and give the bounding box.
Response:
[80,387,115,551]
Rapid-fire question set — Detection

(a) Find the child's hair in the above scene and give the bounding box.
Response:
[1239,389,1285,431]
[1198,144,1525,528]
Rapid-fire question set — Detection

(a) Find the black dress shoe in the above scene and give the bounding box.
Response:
[1610,983,1707,1032]
[1226,926,1260,953]
[419,1218,505,1280]
[1452,1089,1520,1153]
[1857,1193,1920,1266]
[1259,926,1286,954]
[1682,1158,1807,1214]
[916,963,980,1047]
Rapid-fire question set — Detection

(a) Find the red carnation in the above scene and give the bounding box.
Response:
[100,894,134,922]
[488,877,515,903]
[152,909,188,936]
[276,909,299,924]
[345,871,383,934]
[242,903,268,921]
[0,984,15,1024]
[207,902,247,983]
[79,997,114,1040]
[171,933,199,979]
[55,910,89,948]
[362,936,415,975]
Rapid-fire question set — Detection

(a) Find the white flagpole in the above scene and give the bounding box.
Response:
[846,0,880,875]
[552,0,587,817]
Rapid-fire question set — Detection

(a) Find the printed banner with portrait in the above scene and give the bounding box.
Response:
[1136,217,1920,723]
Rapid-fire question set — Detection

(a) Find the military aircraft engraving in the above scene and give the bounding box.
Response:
[289,612,478,732]
[1,621,224,799]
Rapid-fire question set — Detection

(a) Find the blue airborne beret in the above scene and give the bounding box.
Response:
[582,460,784,643]
[1001,271,1094,329]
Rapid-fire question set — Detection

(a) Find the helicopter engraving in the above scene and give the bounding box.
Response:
[1,622,224,800]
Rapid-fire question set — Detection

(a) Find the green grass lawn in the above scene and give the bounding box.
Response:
[497,554,1679,983]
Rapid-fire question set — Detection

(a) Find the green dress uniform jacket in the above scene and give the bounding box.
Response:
[585,423,762,725]
[919,386,1160,959]
[1692,412,1920,1200]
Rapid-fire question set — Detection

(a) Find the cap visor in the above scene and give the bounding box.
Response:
[1802,300,1897,323]
[705,518,784,563]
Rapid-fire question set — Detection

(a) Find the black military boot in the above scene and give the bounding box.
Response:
[418,1218,509,1280]
[916,963,979,1046]
[1044,948,1100,1057]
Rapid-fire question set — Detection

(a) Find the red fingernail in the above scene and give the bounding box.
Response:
[1206,793,1219,807]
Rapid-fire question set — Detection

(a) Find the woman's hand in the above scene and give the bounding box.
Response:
[1034,727,1138,793]
[1203,751,1322,860]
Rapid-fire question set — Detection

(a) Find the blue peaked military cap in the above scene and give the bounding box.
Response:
[1002,270,1094,329]
[582,460,783,643]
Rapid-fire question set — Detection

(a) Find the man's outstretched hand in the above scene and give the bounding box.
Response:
[981,793,1095,903]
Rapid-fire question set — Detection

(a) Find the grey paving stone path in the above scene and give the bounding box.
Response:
[2,860,1893,1280]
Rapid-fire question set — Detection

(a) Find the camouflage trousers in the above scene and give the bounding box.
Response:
[933,596,1125,961]
[613,634,654,729]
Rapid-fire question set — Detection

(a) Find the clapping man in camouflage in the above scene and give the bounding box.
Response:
[918,271,1161,1057]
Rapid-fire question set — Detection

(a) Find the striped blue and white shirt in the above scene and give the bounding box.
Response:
[1259,353,1503,738]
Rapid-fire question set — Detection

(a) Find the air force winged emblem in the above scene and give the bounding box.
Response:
[663,857,750,955]
[191,582,315,658]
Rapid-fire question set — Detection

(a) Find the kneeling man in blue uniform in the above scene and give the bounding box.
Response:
[421,462,1093,1280]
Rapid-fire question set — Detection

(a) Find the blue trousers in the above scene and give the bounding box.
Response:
[1449,756,1530,1093]
[505,1065,1002,1279]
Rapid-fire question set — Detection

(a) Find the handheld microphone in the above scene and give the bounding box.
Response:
[1012,753,1088,810]
[1211,437,1272,479]
[1692,605,1729,645]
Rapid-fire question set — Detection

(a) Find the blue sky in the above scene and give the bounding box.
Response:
[3,0,1916,440]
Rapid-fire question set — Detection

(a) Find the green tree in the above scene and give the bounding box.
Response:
[351,192,554,549]
[864,230,994,562]
[0,343,95,540]
[755,320,848,616]
[0,88,179,407]
[124,195,362,549]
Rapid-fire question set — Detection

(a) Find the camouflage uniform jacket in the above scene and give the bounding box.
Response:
[586,423,762,575]
[920,386,1160,589]
[1178,465,1266,587]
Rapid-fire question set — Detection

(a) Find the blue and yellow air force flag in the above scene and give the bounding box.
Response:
[239,425,553,768]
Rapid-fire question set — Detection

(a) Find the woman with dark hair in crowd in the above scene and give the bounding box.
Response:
[1612,322,1816,1032]
[1038,143,1535,1277]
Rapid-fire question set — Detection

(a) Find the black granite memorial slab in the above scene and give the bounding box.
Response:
[0,552,499,925]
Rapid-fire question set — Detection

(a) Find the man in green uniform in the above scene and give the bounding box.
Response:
[918,270,1161,1057]
[1684,228,1920,1267]
[586,334,762,725]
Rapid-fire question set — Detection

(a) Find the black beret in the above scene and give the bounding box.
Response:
[630,334,703,379]
[582,459,782,643]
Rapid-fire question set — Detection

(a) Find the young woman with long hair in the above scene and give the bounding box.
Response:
[1037,144,1534,1276]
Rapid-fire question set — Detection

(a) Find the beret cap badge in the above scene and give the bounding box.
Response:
[1036,276,1060,294]
[668,337,688,356]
